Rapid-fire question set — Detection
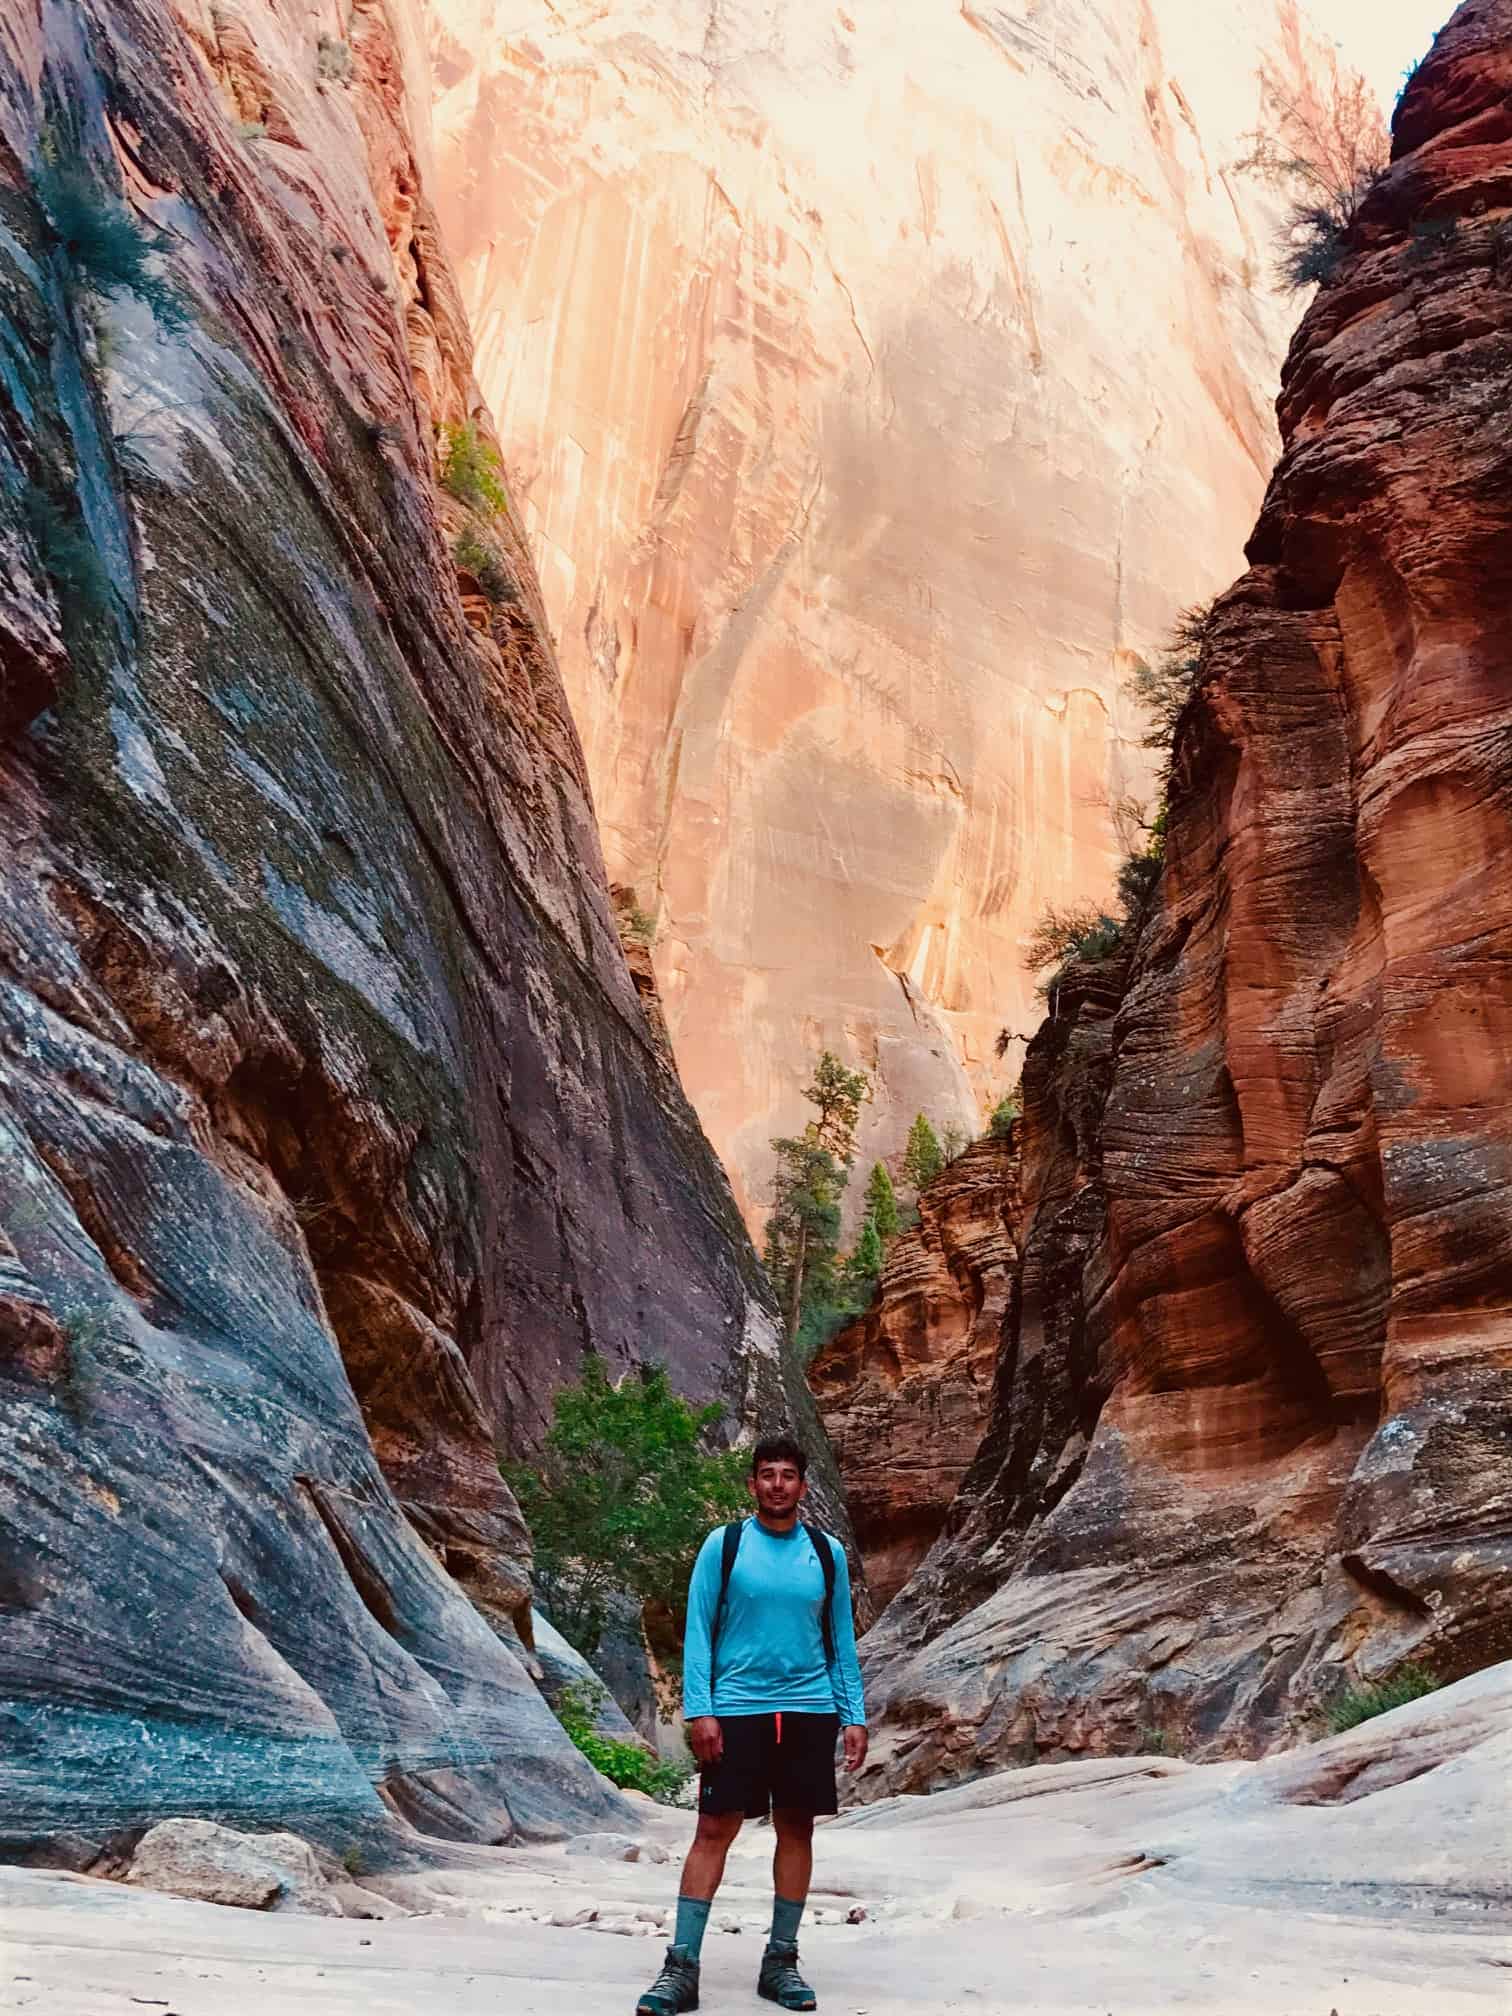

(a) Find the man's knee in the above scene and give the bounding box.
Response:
[694,1809,745,1848]
[771,1806,815,1841]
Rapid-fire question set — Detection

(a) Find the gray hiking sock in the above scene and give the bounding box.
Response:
[674,1893,712,1960]
[768,1892,805,1949]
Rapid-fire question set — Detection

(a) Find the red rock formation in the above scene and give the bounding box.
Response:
[810,1136,1020,1612]
[0,0,829,1856]
[857,0,1512,1794]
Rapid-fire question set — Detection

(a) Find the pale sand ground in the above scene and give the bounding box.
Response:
[6,1671,1512,2016]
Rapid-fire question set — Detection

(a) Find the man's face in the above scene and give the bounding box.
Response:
[750,1458,808,1521]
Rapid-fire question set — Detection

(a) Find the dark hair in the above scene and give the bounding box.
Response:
[750,1433,807,1477]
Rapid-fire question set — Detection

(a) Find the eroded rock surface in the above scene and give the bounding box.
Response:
[422,0,1350,1228]
[809,1135,1020,1611]
[859,1,1512,1793]
[0,0,824,1853]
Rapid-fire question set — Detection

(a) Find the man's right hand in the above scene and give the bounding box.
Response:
[687,1715,724,1767]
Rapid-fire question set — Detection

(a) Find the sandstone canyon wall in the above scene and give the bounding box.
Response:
[0,0,827,1857]
[810,1131,1020,1612]
[422,0,1342,1230]
[852,0,1512,1794]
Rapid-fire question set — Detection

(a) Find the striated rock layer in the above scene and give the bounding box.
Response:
[858,0,1512,1795]
[0,0,827,1855]
[421,0,1343,1228]
[810,1134,1020,1612]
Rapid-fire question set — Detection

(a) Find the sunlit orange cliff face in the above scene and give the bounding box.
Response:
[421,0,1338,1228]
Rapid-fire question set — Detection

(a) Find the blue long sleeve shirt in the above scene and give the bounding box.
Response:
[681,1517,866,1726]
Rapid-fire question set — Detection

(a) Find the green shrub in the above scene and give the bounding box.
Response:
[35,160,186,329]
[941,1124,966,1163]
[452,526,515,604]
[987,1093,1019,1139]
[1327,1664,1439,1733]
[23,487,112,628]
[440,421,509,514]
[555,1682,691,1802]
[623,900,657,946]
[316,34,353,83]
[1025,902,1124,976]
[505,1357,746,1658]
[236,120,268,142]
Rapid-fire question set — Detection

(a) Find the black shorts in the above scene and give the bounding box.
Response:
[698,1711,841,1820]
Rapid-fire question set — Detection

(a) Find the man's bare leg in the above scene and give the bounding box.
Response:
[770,1807,814,1909]
[678,1808,744,1901]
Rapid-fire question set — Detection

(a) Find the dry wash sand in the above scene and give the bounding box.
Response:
[5,1665,1511,2016]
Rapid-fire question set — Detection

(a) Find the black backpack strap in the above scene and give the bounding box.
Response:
[709,1520,744,1671]
[802,1521,838,1667]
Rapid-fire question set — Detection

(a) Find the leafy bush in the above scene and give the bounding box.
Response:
[1116,848,1163,917]
[1327,1664,1438,1733]
[1234,56,1388,295]
[555,1682,691,1802]
[1024,902,1124,975]
[623,900,657,946]
[1127,604,1212,754]
[440,420,509,514]
[316,34,353,83]
[23,487,112,627]
[941,1124,966,1163]
[506,1357,747,1658]
[987,1093,1019,1139]
[36,159,186,329]
[452,525,515,604]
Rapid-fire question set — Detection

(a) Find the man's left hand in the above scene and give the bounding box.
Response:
[842,1724,869,1773]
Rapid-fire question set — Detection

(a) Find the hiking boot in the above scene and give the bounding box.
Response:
[636,1944,700,2015]
[758,1940,817,2011]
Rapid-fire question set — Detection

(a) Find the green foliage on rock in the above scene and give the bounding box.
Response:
[987,1093,1019,1139]
[1127,604,1212,756]
[35,157,186,329]
[554,1681,691,1802]
[902,1113,944,1192]
[863,1160,899,1242]
[505,1357,747,1659]
[452,525,515,605]
[1327,1664,1439,1734]
[843,1211,883,1295]
[440,420,510,514]
[763,1050,870,1353]
[23,487,111,628]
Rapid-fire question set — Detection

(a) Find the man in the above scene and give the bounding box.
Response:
[635,1433,867,2015]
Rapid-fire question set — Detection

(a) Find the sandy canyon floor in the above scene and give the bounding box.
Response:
[5,1668,1511,2016]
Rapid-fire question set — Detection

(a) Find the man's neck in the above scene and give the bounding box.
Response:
[754,1510,800,1535]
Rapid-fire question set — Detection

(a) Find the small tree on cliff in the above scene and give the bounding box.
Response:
[505,1356,747,1658]
[843,1211,884,1297]
[863,1160,900,1244]
[763,1050,870,1348]
[1236,52,1389,289]
[902,1113,944,1193]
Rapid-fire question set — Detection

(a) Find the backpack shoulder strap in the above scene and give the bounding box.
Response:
[802,1521,838,1667]
[709,1519,744,1665]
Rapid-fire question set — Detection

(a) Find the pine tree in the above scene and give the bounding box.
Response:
[763,1050,871,1346]
[844,1211,884,1292]
[902,1112,944,1191]
[863,1161,899,1243]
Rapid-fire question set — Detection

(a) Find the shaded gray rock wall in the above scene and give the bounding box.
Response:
[0,0,834,1855]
